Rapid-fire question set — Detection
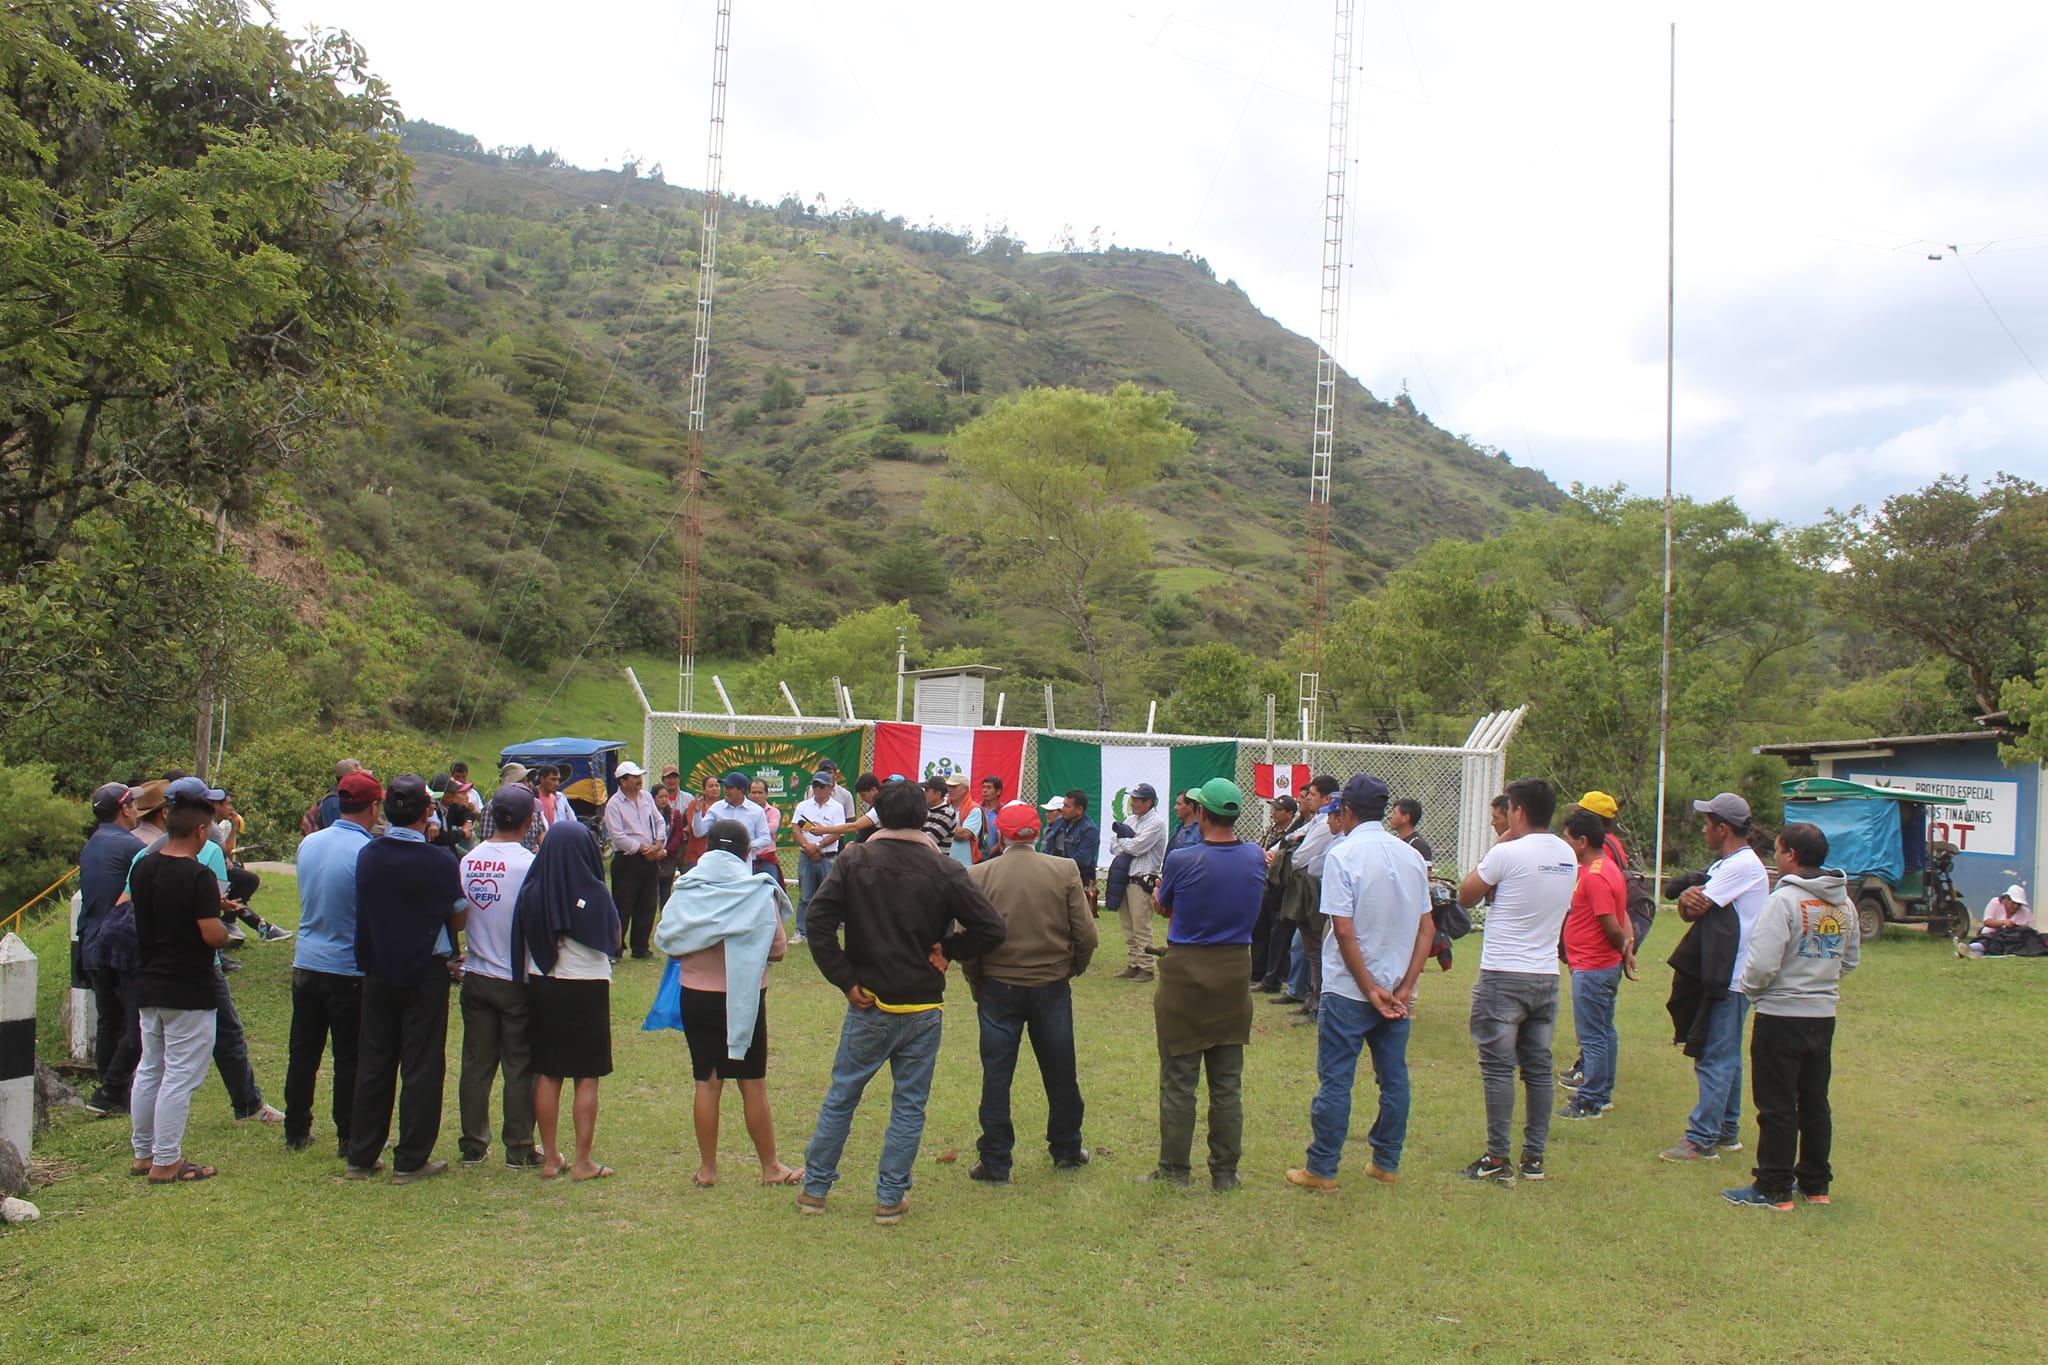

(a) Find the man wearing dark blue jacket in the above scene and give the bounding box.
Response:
[345,774,465,1183]
[1040,790,1101,913]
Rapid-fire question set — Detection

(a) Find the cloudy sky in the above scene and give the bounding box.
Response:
[266,0,2048,525]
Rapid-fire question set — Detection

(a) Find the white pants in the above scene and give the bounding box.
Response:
[131,1006,218,1166]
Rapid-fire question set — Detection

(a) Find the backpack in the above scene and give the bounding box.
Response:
[300,797,323,837]
[1430,879,1473,940]
[1623,869,1657,949]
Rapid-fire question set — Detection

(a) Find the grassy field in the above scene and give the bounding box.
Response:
[7,885,2045,1363]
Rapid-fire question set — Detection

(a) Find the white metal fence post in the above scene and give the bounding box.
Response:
[0,933,36,1160]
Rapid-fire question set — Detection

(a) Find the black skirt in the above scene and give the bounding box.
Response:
[681,987,768,1082]
[527,977,613,1079]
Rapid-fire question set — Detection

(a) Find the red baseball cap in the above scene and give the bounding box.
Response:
[996,802,1041,841]
[337,770,384,806]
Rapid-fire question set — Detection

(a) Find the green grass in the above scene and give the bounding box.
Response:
[9,899,2044,1363]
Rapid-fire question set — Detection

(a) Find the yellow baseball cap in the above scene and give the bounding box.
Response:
[1577,790,1619,819]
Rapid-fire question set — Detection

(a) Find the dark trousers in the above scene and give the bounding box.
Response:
[210,964,264,1117]
[91,967,141,1104]
[458,973,536,1162]
[347,974,451,1173]
[974,978,1085,1175]
[1750,1013,1836,1199]
[611,851,658,956]
[1158,1044,1245,1177]
[286,968,364,1147]
[1260,919,1300,990]
[227,865,261,907]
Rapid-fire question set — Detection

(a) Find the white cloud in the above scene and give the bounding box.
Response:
[266,0,2048,525]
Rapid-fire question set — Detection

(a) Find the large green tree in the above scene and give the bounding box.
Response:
[1,0,413,570]
[1826,474,2048,716]
[1325,489,1820,859]
[929,383,1193,727]
[0,0,412,776]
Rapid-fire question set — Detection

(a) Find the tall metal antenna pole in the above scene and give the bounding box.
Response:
[1300,0,1355,743]
[1653,22,1676,899]
[680,1,733,714]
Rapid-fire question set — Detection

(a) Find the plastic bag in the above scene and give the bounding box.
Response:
[641,957,685,1032]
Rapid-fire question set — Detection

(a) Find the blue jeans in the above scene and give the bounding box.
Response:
[803,1005,944,1204]
[1287,936,1311,998]
[795,853,835,937]
[1568,964,1623,1110]
[1684,993,1749,1148]
[975,978,1085,1175]
[1305,992,1412,1176]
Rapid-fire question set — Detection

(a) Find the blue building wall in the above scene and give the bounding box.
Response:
[1819,738,2040,915]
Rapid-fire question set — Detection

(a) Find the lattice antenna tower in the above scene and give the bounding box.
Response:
[1299,0,1356,742]
[679,2,733,713]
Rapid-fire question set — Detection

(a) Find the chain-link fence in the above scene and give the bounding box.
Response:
[636,678,1523,877]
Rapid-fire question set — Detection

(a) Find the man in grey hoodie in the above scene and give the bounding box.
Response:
[1722,821,1856,1211]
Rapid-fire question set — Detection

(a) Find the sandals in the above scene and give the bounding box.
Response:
[539,1165,565,1180]
[130,1158,153,1176]
[760,1167,805,1187]
[691,1174,717,1189]
[572,1164,616,1183]
[148,1159,217,1184]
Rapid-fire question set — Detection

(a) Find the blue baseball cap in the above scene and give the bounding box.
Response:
[166,776,226,805]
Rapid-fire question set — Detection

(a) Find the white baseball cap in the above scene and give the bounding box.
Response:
[616,760,646,778]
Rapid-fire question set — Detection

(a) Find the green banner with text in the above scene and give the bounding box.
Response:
[672,728,863,849]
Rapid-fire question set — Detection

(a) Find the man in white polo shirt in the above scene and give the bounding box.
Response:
[1455,778,1577,1184]
[791,771,844,945]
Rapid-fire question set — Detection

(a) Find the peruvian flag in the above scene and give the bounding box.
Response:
[872,723,1026,797]
[1254,763,1314,800]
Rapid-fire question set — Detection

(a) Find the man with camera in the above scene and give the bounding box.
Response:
[1106,783,1167,983]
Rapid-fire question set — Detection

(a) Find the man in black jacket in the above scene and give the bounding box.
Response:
[799,780,1006,1224]
[344,775,465,1184]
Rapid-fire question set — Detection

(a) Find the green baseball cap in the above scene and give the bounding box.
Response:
[1192,777,1243,817]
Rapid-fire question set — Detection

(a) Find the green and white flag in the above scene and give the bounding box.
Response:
[1035,735,1240,826]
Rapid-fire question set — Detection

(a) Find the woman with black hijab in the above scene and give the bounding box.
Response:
[514,819,622,1180]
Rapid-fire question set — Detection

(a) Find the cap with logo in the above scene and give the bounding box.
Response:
[1130,782,1158,803]
[91,782,133,820]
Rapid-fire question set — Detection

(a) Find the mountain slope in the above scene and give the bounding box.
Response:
[282,132,1562,735]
